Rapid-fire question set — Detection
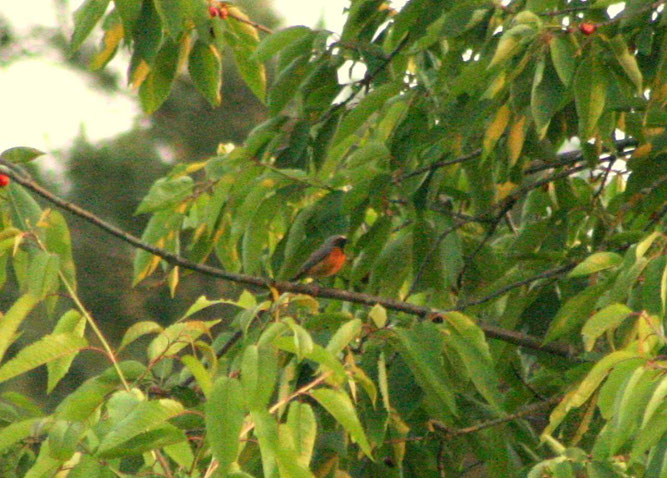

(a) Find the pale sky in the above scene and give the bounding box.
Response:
[0,0,350,155]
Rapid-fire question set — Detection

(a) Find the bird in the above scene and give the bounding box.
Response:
[290,235,347,281]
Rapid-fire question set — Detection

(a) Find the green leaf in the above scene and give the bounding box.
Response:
[442,312,504,411]
[310,388,373,458]
[569,252,623,277]
[139,39,180,114]
[55,361,146,421]
[488,24,536,69]
[581,304,633,351]
[609,367,660,455]
[273,337,347,381]
[631,405,667,462]
[147,320,220,361]
[326,319,362,356]
[641,376,667,428]
[27,250,60,300]
[544,282,608,343]
[118,320,164,351]
[47,310,85,393]
[0,147,45,164]
[206,377,245,475]
[253,26,312,63]
[574,56,608,139]
[154,0,185,40]
[189,40,222,107]
[395,322,457,416]
[47,420,83,461]
[136,176,194,214]
[543,350,641,436]
[0,294,40,363]
[241,345,278,410]
[0,417,41,453]
[331,83,402,147]
[369,304,387,328]
[267,55,310,116]
[251,409,280,478]
[549,35,576,86]
[70,0,111,54]
[113,0,142,34]
[531,57,567,139]
[0,333,88,384]
[285,402,317,469]
[609,35,643,94]
[97,398,184,455]
[41,210,77,292]
[181,354,212,397]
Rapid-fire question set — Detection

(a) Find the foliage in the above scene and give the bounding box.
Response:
[0,0,666,477]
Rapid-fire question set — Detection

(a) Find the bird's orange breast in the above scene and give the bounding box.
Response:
[307,247,346,277]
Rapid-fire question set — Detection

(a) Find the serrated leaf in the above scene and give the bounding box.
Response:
[326,319,362,356]
[55,361,146,421]
[549,35,576,86]
[331,83,401,147]
[90,19,124,70]
[483,103,510,156]
[154,0,185,40]
[0,333,88,384]
[543,350,641,436]
[47,310,85,393]
[27,250,60,300]
[544,282,607,343]
[253,26,312,62]
[488,24,535,69]
[41,209,77,292]
[442,312,504,411]
[147,320,220,361]
[241,345,278,410]
[70,0,111,54]
[0,147,45,164]
[569,252,623,277]
[136,176,194,214]
[0,418,41,453]
[581,303,633,351]
[609,35,643,94]
[286,402,317,468]
[574,56,608,139]
[118,321,164,351]
[189,40,222,106]
[0,294,40,363]
[310,388,373,458]
[395,322,457,416]
[97,399,185,455]
[139,39,180,114]
[531,57,566,139]
[267,55,309,115]
[181,354,212,397]
[206,377,245,475]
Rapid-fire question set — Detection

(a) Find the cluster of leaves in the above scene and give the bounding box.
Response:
[0,0,666,476]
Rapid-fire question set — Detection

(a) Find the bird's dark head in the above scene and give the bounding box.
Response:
[328,235,347,248]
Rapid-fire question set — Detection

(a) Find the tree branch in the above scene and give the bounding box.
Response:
[0,161,574,358]
[430,395,562,437]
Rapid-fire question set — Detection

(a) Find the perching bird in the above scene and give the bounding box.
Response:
[290,235,347,281]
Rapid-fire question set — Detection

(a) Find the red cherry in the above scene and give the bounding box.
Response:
[208,5,219,17]
[579,22,597,35]
[0,174,9,187]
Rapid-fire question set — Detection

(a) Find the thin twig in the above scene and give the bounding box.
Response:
[226,11,273,35]
[430,395,562,437]
[457,263,575,310]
